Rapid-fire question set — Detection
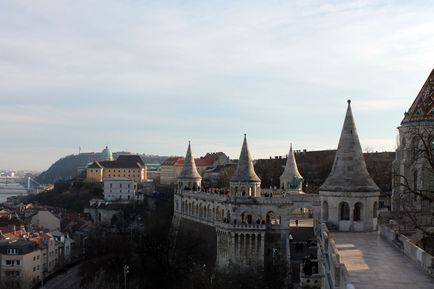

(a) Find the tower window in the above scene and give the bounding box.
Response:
[340,202,350,220]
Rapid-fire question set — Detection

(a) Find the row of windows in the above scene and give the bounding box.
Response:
[5,259,20,266]
[6,249,18,255]
[89,169,141,173]
[109,183,134,189]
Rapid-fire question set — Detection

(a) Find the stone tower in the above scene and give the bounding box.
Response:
[178,141,202,191]
[230,134,261,197]
[280,144,304,192]
[320,100,380,231]
[392,69,434,214]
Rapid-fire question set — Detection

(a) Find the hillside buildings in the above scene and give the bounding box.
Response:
[160,152,230,185]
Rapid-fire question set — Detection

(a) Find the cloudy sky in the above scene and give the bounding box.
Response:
[1,0,433,170]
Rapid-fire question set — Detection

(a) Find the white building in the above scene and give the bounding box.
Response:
[103,178,137,202]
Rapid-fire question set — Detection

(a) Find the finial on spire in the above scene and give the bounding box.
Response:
[347,99,351,104]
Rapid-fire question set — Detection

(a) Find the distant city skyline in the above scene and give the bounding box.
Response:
[1,1,433,170]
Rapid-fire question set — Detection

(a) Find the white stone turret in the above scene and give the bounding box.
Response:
[178,141,201,191]
[280,143,303,192]
[230,134,261,197]
[320,100,379,231]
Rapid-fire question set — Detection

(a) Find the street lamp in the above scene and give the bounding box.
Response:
[123,265,129,289]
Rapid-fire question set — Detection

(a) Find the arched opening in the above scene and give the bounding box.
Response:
[340,202,350,220]
[354,202,362,222]
[373,201,377,218]
[322,201,329,221]
[289,207,313,227]
[266,211,280,225]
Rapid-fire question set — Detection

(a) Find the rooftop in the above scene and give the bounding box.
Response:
[332,232,434,289]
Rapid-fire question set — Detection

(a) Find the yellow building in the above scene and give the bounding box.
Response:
[86,155,147,183]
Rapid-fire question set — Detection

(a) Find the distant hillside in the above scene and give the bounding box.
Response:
[36,153,169,184]
[255,150,395,194]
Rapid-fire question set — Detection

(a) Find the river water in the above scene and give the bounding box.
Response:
[0,180,28,203]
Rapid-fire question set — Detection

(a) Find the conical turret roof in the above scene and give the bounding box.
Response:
[320,100,379,192]
[179,141,201,180]
[231,134,261,182]
[280,144,303,180]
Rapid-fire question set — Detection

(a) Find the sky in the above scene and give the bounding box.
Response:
[1,0,433,171]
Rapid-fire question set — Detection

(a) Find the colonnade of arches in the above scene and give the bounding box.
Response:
[217,230,264,263]
[322,201,378,222]
[180,198,285,226]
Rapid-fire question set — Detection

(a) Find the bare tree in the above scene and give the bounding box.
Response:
[393,124,434,253]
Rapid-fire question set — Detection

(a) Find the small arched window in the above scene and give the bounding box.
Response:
[354,202,362,221]
[340,202,350,220]
[322,201,329,221]
[373,201,377,218]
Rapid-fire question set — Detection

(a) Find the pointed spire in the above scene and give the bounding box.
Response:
[179,141,201,180]
[320,100,379,192]
[231,134,261,182]
[280,143,303,183]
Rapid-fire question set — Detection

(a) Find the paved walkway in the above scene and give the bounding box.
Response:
[332,232,434,289]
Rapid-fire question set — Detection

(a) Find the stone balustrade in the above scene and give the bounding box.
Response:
[379,223,434,277]
[317,223,350,289]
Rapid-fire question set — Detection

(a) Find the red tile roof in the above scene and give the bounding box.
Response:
[402,69,434,124]
[161,153,224,167]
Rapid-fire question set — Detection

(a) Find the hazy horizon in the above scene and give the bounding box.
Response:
[1,0,433,170]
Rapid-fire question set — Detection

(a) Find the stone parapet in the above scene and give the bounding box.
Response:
[379,223,434,277]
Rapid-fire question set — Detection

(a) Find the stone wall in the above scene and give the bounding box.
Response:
[379,223,434,277]
[317,223,351,289]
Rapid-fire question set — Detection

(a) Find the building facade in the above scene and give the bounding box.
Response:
[391,69,434,221]
[0,239,42,288]
[103,178,137,202]
[86,155,148,183]
[171,100,381,279]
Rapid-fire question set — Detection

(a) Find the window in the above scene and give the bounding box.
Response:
[16,260,20,266]
[7,249,18,255]
[340,202,350,220]
[354,202,362,221]
[6,260,12,265]
[37,255,39,260]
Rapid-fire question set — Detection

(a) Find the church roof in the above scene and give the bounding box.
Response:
[280,144,303,180]
[320,100,379,193]
[401,69,434,124]
[178,142,202,180]
[231,135,261,183]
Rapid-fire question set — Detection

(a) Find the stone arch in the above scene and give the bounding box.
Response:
[354,202,363,222]
[266,211,280,225]
[339,202,350,220]
[373,201,377,218]
[322,201,329,221]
